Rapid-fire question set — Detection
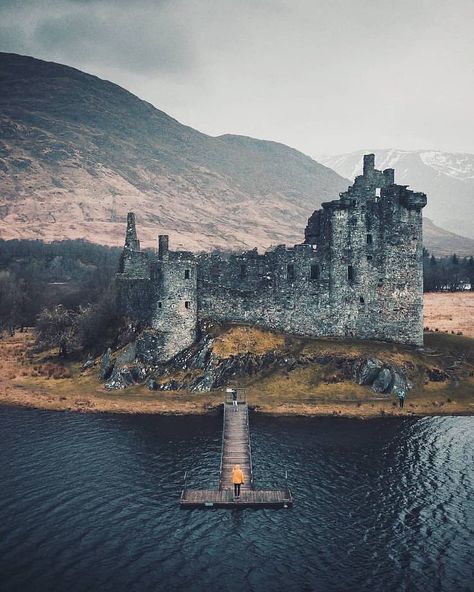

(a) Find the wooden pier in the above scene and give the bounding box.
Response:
[180,389,293,509]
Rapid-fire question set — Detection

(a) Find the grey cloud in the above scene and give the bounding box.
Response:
[0,0,195,76]
[33,11,194,75]
[0,0,473,155]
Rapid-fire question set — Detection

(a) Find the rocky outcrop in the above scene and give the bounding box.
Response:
[105,343,138,389]
[105,335,411,397]
[99,348,113,380]
[356,358,384,385]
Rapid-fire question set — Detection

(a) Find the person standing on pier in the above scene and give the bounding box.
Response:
[232,465,245,498]
[232,389,238,411]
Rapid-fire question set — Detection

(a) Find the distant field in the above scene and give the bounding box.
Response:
[424,292,474,338]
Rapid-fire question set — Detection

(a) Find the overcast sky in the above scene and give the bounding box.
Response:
[1,0,473,157]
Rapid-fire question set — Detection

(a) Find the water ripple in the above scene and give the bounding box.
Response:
[0,408,473,592]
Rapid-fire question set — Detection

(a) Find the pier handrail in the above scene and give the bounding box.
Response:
[180,471,188,501]
[246,403,254,487]
[223,387,246,405]
[218,396,227,488]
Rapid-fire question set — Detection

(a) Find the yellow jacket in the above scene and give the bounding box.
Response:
[232,466,245,485]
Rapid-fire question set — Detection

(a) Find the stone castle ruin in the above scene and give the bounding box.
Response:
[117,154,427,362]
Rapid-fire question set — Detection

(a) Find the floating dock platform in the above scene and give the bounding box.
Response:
[180,390,293,509]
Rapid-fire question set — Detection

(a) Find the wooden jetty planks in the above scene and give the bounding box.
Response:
[219,401,252,491]
[180,489,292,507]
[179,390,293,508]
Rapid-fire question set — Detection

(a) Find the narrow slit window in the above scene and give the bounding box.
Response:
[367,233,373,245]
[158,301,162,309]
[287,264,295,281]
[310,263,320,280]
[375,188,381,198]
[348,265,355,282]
[184,269,190,279]
[185,301,190,309]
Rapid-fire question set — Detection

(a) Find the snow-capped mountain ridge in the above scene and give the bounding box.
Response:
[420,151,474,183]
[319,149,474,184]
[318,149,474,240]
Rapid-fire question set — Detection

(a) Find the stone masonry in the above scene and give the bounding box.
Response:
[116,155,427,361]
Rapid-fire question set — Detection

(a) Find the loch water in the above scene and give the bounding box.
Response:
[0,407,472,592]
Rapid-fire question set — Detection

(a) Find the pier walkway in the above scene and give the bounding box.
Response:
[180,389,293,509]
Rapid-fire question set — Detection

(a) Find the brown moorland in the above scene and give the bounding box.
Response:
[0,317,472,417]
[424,292,474,338]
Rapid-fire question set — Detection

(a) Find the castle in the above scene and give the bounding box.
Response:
[117,154,427,361]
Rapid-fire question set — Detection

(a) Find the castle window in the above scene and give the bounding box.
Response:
[359,296,365,304]
[185,301,190,309]
[367,255,373,261]
[377,278,384,288]
[375,188,381,198]
[158,301,162,309]
[348,265,355,282]
[184,269,190,279]
[367,233,373,245]
[287,264,295,281]
[240,264,247,279]
[310,263,320,280]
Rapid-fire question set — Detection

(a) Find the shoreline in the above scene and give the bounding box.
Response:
[1,326,472,420]
[1,399,473,419]
[1,389,472,419]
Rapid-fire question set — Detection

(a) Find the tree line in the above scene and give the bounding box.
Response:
[423,250,474,292]
[0,239,122,354]
[0,239,472,357]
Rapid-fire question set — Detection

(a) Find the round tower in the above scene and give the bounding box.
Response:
[151,235,198,360]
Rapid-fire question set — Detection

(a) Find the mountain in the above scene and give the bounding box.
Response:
[0,54,471,256]
[318,149,474,240]
[422,218,474,257]
[0,52,347,252]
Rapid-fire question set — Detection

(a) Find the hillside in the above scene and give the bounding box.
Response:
[1,324,473,417]
[0,52,347,251]
[422,218,474,257]
[319,149,474,242]
[1,53,471,256]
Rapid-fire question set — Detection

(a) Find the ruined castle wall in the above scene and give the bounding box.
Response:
[372,187,425,345]
[116,277,153,324]
[116,154,427,356]
[116,248,152,323]
[121,252,150,278]
[150,252,198,360]
[197,171,425,345]
[197,243,337,338]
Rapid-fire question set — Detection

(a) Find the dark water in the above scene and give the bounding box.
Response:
[0,408,472,592]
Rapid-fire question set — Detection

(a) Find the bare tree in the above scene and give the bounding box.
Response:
[36,305,77,357]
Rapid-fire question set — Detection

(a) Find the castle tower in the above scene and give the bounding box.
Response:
[116,213,152,323]
[125,212,140,251]
[149,235,198,361]
[304,154,427,345]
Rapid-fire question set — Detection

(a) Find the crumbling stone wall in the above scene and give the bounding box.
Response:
[149,236,197,361]
[116,155,427,361]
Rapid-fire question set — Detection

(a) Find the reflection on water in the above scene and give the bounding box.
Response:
[0,408,472,592]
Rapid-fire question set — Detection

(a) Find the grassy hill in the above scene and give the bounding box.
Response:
[0,52,346,251]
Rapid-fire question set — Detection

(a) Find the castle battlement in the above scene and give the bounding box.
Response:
[117,155,427,362]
